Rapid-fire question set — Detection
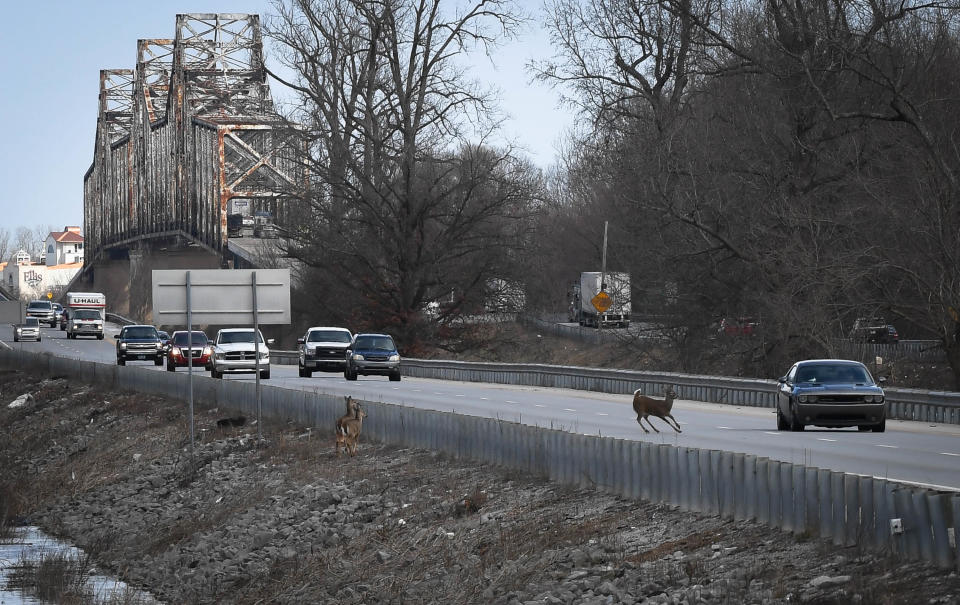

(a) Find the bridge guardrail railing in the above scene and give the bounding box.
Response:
[265,354,960,425]
[4,347,958,570]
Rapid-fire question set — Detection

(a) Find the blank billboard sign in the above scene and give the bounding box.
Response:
[152,269,291,325]
[0,301,23,324]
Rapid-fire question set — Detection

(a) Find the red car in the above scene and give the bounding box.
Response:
[166,330,214,371]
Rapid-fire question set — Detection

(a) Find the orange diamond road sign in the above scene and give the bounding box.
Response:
[591,291,611,313]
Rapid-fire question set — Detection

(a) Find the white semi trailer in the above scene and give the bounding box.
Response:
[568,272,631,328]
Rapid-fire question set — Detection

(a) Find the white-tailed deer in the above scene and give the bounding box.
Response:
[336,405,368,456]
[336,396,359,436]
[632,386,682,433]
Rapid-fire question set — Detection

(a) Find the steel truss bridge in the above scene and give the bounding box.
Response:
[84,13,300,265]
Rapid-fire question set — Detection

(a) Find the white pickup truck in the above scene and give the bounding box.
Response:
[210,328,274,379]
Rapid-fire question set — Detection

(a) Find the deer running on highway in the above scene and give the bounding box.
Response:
[632,386,682,433]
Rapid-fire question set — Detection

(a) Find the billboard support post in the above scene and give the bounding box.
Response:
[252,271,262,440]
[186,270,195,452]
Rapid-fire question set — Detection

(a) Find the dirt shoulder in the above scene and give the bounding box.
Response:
[1,367,957,604]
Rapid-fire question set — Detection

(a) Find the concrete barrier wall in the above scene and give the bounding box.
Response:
[3,349,957,570]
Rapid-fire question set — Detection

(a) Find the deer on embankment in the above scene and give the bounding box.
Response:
[335,401,368,456]
[336,396,359,436]
[632,386,682,433]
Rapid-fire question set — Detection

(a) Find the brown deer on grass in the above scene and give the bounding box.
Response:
[632,386,682,433]
[335,403,368,456]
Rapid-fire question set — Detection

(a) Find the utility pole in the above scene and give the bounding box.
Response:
[599,221,608,343]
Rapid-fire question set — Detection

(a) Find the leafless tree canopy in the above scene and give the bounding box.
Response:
[536,0,960,386]
[267,0,540,349]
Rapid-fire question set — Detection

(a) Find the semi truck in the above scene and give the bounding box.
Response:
[568,272,631,328]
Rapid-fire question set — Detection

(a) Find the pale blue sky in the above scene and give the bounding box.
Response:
[0,1,575,237]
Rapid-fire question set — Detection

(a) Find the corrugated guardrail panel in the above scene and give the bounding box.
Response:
[1,348,957,570]
[395,359,960,424]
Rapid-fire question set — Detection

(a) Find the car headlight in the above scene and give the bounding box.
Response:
[120,342,127,350]
[865,395,884,403]
[259,351,269,360]
[797,394,817,403]
[203,346,212,356]
[171,347,181,357]
[352,353,365,361]
[388,354,400,362]
[215,352,225,360]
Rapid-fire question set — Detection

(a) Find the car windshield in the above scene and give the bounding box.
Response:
[795,364,872,385]
[25,318,39,327]
[309,330,351,343]
[219,331,263,344]
[28,302,51,310]
[173,331,208,345]
[74,310,101,320]
[123,327,158,339]
[354,335,396,351]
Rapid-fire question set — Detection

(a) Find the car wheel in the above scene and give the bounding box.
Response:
[37,336,41,342]
[97,334,104,340]
[389,371,401,382]
[298,366,311,378]
[260,369,270,379]
[345,369,357,381]
[789,401,804,431]
[776,406,789,431]
[211,368,221,379]
[154,356,164,366]
[13,335,17,342]
[117,357,125,366]
[857,425,871,431]
[872,418,886,433]
[167,360,175,372]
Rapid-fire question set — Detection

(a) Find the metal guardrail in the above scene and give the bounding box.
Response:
[266,353,960,425]
[5,348,958,570]
[396,359,960,425]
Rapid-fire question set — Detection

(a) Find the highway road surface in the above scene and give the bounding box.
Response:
[2,322,959,491]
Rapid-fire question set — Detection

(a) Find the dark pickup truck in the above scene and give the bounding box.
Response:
[116,324,165,366]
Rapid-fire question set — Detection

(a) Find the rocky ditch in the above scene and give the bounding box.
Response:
[1,369,958,604]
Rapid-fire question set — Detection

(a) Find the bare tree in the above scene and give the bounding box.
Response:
[267,0,540,348]
[0,227,10,263]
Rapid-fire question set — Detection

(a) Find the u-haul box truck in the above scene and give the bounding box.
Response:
[62,292,106,339]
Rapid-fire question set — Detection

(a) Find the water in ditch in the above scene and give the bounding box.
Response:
[0,526,160,604]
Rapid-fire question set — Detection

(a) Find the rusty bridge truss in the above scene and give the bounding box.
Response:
[84,13,301,264]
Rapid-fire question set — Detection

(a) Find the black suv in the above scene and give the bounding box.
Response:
[116,325,165,366]
[26,300,56,327]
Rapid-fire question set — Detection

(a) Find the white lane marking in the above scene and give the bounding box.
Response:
[534,404,546,408]
[718,426,732,429]
[505,400,517,404]
[596,412,607,416]
[940,452,960,457]
[433,392,444,395]
[875,444,898,449]
[564,408,577,412]
[412,389,422,392]
[455,394,465,397]
[0,340,12,351]
[480,397,489,400]
[817,438,837,442]
[763,431,780,435]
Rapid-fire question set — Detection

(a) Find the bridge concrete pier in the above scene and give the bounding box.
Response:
[74,242,222,323]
